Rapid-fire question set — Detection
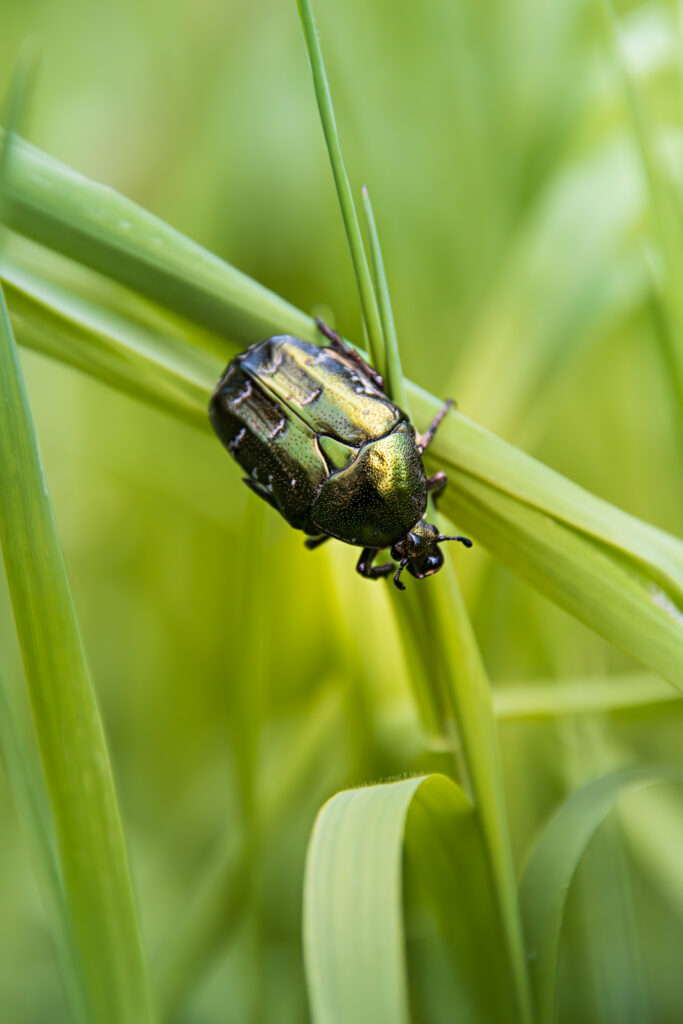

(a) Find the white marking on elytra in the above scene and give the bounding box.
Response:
[301,386,322,406]
[291,478,297,488]
[268,417,287,440]
[267,348,284,373]
[232,380,252,406]
[228,427,246,452]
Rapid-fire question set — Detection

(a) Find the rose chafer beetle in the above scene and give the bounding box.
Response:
[209,321,471,589]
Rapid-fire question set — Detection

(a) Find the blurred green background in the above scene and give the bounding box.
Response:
[1,0,682,1021]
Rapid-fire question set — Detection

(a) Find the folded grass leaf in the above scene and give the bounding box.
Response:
[0,284,154,1024]
[304,774,513,1024]
[519,765,683,1024]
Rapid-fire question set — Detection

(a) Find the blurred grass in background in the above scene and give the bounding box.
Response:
[0,0,682,1021]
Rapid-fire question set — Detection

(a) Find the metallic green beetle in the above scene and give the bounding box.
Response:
[209,321,471,589]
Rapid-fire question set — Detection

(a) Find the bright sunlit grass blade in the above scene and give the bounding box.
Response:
[0,284,154,1024]
[304,774,514,1024]
[493,672,681,719]
[601,0,683,418]
[519,765,683,1024]
[295,0,385,372]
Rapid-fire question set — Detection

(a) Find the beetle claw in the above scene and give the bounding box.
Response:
[394,559,409,590]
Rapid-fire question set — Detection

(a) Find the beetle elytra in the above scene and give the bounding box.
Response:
[209,321,471,589]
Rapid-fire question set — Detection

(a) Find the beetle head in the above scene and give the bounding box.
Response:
[390,520,472,590]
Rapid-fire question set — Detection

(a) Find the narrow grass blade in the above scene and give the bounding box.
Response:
[361,185,408,410]
[359,168,531,1020]
[304,774,513,1024]
[0,284,154,1024]
[519,766,683,1024]
[601,0,683,418]
[0,671,86,1023]
[2,255,216,431]
[394,558,533,1024]
[494,672,681,720]
[295,0,385,371]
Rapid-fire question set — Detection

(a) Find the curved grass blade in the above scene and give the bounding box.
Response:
[0,285,154,1024]
[519,765,683,1024]
[304,774,513,1024]
[295,0,385,372]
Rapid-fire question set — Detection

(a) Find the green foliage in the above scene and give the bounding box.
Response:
[304,774,512,1023]
[0,288,153,1023]
[0,1,681,1023]
[520,766,683,1023]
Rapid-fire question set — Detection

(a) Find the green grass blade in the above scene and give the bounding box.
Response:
[601,0,683,418]
[493,672,681,719]
[0,129,314,346]
[304,774,514,1024]
[519,766,683,1024]
[0,671,86,1023]
[0,284,154,1024]
[2,255,216,431]
[359,169,530,1020]
[361,185,408,410]
[395,559,533,1024]
[404,394,683,688]
[2,136,681,686]
[154,683,344,1018]
[295,0,385,371]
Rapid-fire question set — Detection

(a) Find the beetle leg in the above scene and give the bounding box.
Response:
[356,547,394,581]
[416,399,455,453]
[316,318,385,393]
[305,534,330,550]
[426,471,448,504]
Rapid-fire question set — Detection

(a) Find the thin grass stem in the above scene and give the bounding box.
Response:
[361,185,409,411]
[296,0,385,372]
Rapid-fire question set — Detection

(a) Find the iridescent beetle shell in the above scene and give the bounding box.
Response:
[209,330,471,588]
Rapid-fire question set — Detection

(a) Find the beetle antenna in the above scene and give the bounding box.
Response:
[437,535,473,548]
[394,559,409,591]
